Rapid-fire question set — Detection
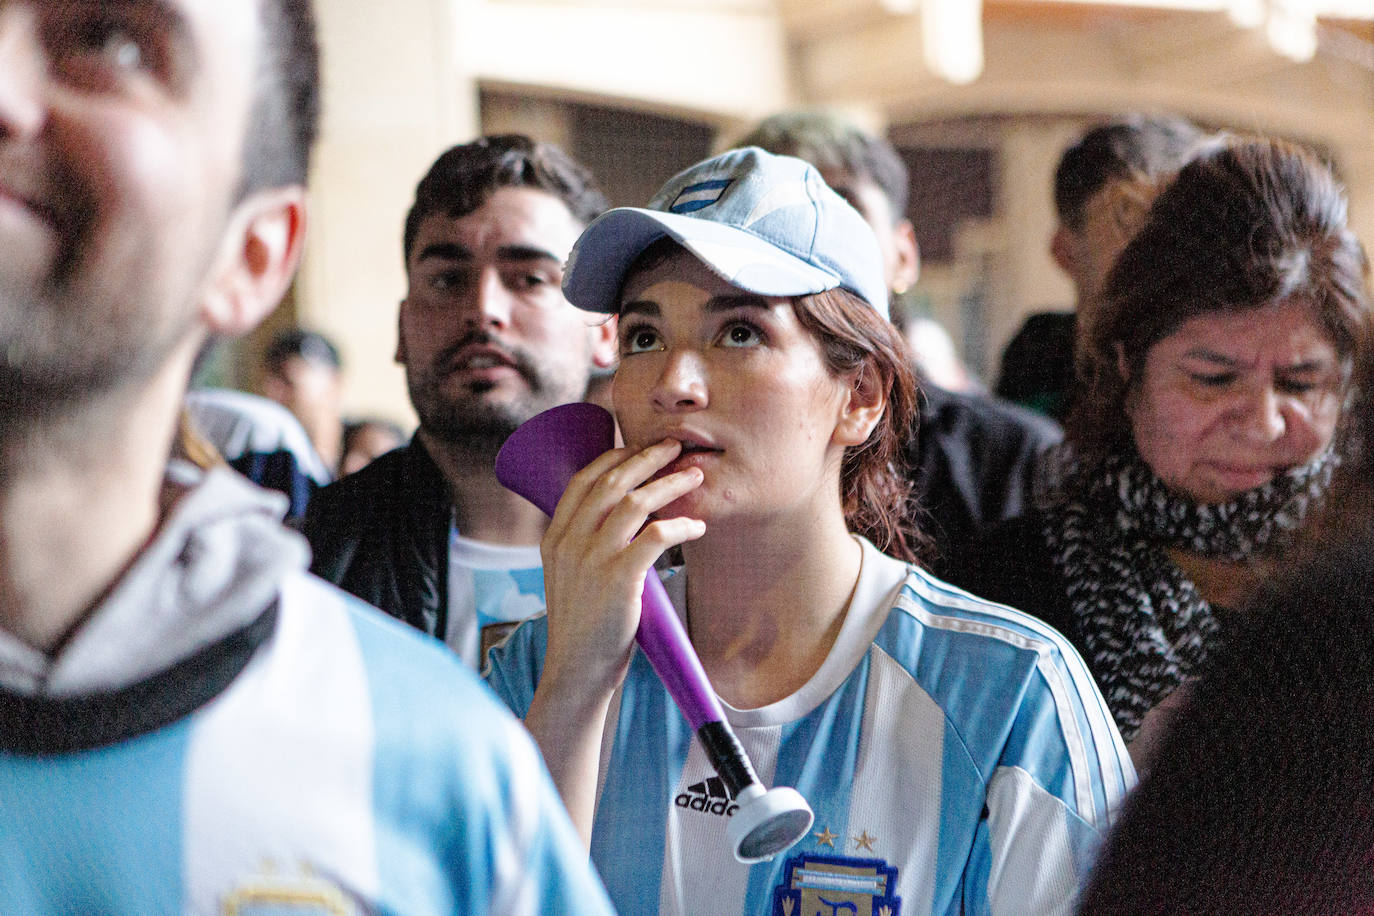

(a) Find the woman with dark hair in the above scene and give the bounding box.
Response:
[953,137,1372,758]
[486,147,1131,916]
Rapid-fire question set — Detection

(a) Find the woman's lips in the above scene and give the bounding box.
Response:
[1206,462,1276,490]
[651,441,721,479]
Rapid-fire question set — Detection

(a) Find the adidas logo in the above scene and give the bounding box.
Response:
[675,776,739,817]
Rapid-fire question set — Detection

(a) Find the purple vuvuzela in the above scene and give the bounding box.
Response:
[494,402,724,731]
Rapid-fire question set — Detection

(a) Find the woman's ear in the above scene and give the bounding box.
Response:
[834,364,887,448]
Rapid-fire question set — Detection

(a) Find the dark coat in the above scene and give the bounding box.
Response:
[909,382,1062,577]
[302,437,451,637]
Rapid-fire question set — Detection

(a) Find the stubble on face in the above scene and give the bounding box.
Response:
[0,0,254,425]
[407,331,549,458]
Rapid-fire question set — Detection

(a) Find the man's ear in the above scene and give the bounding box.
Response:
[834,364,887,448]
[890,219,920,295]
[1050,225,1078,277]
[394,302,408,365]
[589,314,618,370]
[200,186,307,336]
[1106,178,1156,244]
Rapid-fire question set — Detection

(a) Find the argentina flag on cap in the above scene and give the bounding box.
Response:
[669,179,734,214]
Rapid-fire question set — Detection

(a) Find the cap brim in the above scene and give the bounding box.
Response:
[563,207,844,314]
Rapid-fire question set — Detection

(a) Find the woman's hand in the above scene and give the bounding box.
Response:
[538,437,707,699]
[524,438,706,846]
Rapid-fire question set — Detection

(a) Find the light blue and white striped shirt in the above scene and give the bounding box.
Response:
[0,468,612,916]
[487,537,1134,916]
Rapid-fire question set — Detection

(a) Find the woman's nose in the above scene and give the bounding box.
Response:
[650,349,708,412]
[1231,385,1287,445]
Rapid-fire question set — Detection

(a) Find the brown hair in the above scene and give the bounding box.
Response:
[792,288,920,562]
[1068,136,1372,465]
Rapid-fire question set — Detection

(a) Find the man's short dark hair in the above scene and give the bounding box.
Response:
[1053,113,1203,231]
[402,135,609,263]
[263,328,341,374]
[239,0,322,198]
[736,111,909,223]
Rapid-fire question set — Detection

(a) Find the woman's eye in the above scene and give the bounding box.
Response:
[720,322,762,348]
[622,328,661,354]
[1189,372,1236,388]
[1278,378,1318,395]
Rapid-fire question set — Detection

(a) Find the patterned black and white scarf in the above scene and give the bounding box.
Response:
[1039,445,1337,741]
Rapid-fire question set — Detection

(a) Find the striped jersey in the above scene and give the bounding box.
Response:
[0,467,613,916]
[446,529,546,669]
[487,537,1134,916]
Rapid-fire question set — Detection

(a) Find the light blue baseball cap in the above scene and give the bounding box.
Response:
[562,147,889,318]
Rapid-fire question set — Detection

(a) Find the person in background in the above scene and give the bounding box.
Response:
[997,113,1206,422]
[952,137,1371,765]
[338,417,407,476]
[738,110,1061,575]
[486,146,1132,916]
[259,327,346,471]
[303,136,618,669]
[895,311,983,394]
[183,387,332,519]
[0,0,614,911]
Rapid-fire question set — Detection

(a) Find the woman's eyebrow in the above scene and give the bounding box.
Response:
[618,294,769,319]
[1181,347,1333,372]
[702,295,771,314]
[618,300,660,319]
[1180,347,1239,366]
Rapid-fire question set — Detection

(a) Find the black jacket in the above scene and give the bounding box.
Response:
[908,383,1062,577]
[302,437,451,637]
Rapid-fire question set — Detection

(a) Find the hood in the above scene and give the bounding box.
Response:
[0,462,308,697]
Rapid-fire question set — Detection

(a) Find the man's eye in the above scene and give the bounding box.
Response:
[720,322,762,348]
[1189,372,1236,388]
[429,271,465,291]
[70,13,151,71]
[96,26,145,71]
[48,10,164,88]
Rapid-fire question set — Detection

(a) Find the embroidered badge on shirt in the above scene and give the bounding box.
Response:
[221,864,356,915]
[771,853,901,916]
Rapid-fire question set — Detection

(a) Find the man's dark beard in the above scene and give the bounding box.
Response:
[416,395,527,462]
[406,334,548,462]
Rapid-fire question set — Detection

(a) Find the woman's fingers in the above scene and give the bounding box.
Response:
[597,466,703,546]
[548,439,691,547]
[537,437,706,695]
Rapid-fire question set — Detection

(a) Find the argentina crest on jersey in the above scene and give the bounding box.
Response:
[771,853,901,916]
[221,867,356,915]
[669,179,733,214]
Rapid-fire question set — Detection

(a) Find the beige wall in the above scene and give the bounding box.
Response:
[300,0,1374,414]
[300,0,480,425]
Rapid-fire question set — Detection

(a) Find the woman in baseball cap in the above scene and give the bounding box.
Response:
[486,147,1130,916]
